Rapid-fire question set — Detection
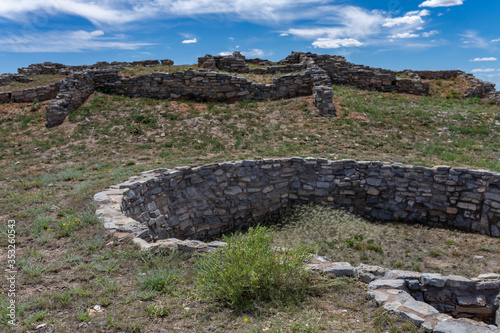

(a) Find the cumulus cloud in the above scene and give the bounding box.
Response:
[312,38,363,49]
[285,4,437,50]
[471,57,497,62]
[471,68,496,73]
[419,0,464,8]
[0,29,151,52]
[181,38,197,44]
[287,6,386,40]
[383,15,424,28]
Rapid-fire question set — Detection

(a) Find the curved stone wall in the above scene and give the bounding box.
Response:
[110,158,500,241]
[93,158,500,332]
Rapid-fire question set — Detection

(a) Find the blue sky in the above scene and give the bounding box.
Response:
[1,0,499,89]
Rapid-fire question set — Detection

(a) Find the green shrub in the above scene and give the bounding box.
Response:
[195,225,311,310]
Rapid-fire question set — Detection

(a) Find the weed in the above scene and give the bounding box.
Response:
[428,248,444,257]
[93,259,121,273]
[138,267,179,294]
[138,290,157,301]
[29,215,51,238]
[22,261,48,277]
[146,301,171,318]
[24,310,47,329]
[80,235,107,253]
[96,276,120,293]
[76,308,90,321]
[52,290,72,306]
[196,225,312,310]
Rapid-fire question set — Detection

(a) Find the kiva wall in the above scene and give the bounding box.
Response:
[119,158,500,241]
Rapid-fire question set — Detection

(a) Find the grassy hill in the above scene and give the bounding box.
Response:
[0,69,499,332]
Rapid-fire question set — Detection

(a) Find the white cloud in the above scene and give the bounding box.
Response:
[405,9,431,17]
[471,68,496,73]
[491,39,500,43]
[181,38,197,44]
[241,48,264,57]
[419,0,464,8]
[0,0,146,25]
[471,57,497,62]
[0,0,338,26]
[218,49,264,57]
[422,30,439,37]
[285,4,438,50]
[460,30,489,48]
[279,33,289,36]
[383,9,430,28]
[89,30,104,37]
[312,38,363,49]
[383,15,424,28]
[287,6,386,40]
[0,29,151,52]
[389,32,420,39]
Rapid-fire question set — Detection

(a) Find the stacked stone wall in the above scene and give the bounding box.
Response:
[404,273,500,323]
[0,83,61,103]
[118,158,500,241]
[198,53,249,73]
[17,59,174,76]
[409,70,463,80]
[93,70,313,102]
[45,71,96,127]
[248,63,305,75]
[0,74,33,87]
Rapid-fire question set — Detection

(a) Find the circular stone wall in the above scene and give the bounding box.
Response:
[94,158,500,241]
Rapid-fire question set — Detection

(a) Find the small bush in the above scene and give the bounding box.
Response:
[195,225,311,310]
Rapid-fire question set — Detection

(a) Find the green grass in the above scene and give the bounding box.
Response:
[196,225,314,311]
[0,78,498,332]
[137,267,179,294]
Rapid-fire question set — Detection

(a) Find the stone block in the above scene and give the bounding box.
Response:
[421,273,447,288]
[322,262,356,277]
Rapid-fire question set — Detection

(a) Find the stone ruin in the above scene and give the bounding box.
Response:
[0,51,498,128]
[93,158,500,332]
[0,58,173,104]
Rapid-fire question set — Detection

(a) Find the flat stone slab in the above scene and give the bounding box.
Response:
[402,299,440,317]
[422,273,447,288]
[368,279,406,290]
[434,320,500,333]
[322,262,356,277]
